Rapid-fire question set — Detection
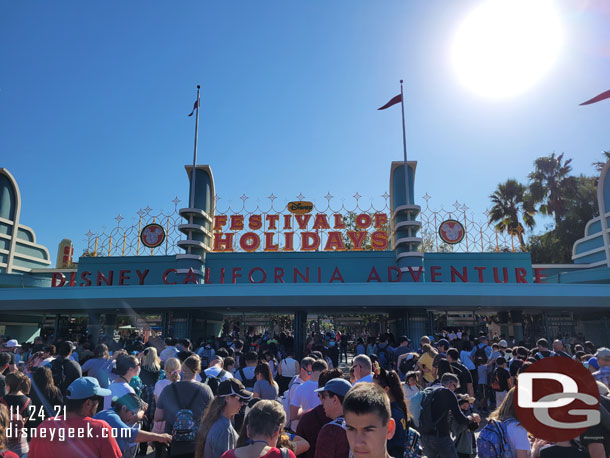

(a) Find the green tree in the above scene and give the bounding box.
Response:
[528,175,598,263]
[528,153,577,227]
[592,150,610,173]
[488,179,535,251]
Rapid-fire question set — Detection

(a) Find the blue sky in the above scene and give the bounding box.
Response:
[1,0,609,262]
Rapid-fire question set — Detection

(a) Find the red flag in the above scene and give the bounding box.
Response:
[188,100,199,116]
[580,89,610,106]
[378,94,402,110]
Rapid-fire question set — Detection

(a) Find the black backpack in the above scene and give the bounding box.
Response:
[239,368,256,390]
[474,345,489,365]
[205,370,226,395]
[51,358,70,395]
[418,385,444,434]
[399,354,417,375]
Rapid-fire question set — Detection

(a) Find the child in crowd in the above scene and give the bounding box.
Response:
[403,371,421,401]
[450,394,477,458]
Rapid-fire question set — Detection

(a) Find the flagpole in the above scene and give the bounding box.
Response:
[399,80,410,206]
[189,85,200,210]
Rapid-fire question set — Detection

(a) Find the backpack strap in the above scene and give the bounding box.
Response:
[171,383,201,411]
[280,447,290,458]
[19,398,31,416]
[217,370,226,380]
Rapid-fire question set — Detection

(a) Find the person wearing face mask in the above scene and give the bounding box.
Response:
[104,354,140,410]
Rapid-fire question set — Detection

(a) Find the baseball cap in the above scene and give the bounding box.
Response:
[399,336,409,343]
[498,340,508,348]
[596,348,610,359]
[437,339,450,349]
[114,393,144,413]
[217,379,253,400]
[315,378,352,397]
[5,339,21,348]
[66,377,112,399]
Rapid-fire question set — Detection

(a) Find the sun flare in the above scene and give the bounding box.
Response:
[452,0,563,98]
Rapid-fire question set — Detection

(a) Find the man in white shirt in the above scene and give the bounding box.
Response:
[352,355,373,384]
[287,356,315,430]
[204,356,233,382]
[290,359,328,429]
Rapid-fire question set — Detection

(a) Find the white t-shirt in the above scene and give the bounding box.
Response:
[290,379,320,412]
[204,366,233,381]
[104,381,135,410]
[403,383,421,401]
[154,379,172,400]
[159,346,179,362]
[280,358,298,378]
[505,421,530,453]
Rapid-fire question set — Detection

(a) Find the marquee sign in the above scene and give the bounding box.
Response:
[439,219,465,244]
[212,212,390,252]
[140,223,165,248]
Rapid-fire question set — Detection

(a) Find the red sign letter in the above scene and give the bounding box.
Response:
[52,272,66,287]
[534,268,546,283]
[430,266,442,282]
[163,269,177,284]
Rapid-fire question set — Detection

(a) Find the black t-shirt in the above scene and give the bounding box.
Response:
[427,387,473,436]
[509,359,523,378]
[580,396,610,457]
[450,362,473,395]
[139,368,160,387]
[492,367,510,392]
[540,443,587,458]
[0,374,5,398]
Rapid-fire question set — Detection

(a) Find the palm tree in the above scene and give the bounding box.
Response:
[593,150,610,172]
[488,179,535,251]
[528,153,576,227]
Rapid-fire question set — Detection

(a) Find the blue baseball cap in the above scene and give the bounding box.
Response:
[66,377,112,400]
[315,378,352,397]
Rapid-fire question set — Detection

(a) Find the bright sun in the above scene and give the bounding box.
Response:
[452,0,563,99]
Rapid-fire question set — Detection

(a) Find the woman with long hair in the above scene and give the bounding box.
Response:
[139,346,162,454]
[0,404,18,458]
[154,357,181,402]
[28,366,63,428]
[417,343,438,385]
[486,388,531,458]
[253,361,279,400]
[1,372,31,457]
[224,400,297,458]
[194,379,253,458]
[373,363,411,458]
[81,343,113,388]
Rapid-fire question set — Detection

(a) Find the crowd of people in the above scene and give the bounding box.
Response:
[0,328,607,458]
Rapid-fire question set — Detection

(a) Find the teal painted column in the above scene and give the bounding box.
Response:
[389,162,423,280]
[177,165,215,284]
